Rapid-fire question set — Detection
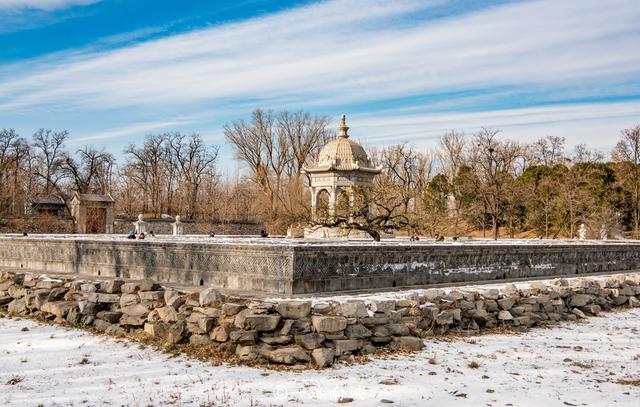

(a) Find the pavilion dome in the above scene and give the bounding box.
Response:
[311,115,378,172]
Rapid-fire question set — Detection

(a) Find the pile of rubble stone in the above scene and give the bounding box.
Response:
[1,270,639,368]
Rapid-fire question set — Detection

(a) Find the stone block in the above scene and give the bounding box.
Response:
[138,279,160,292]
[243,314,281,332]
[229,330,258,345]
[36,279,63,290]
[386,323,410,336]
[144,322,169,338]
[210,324,234,342]
[119,293,140,307]
[200,288,223,307]
[41,301,75,318]
[334,339,363,355]
[260,335,292,345]
[222,303,245,316]
[93,318,111,332]
[498,310,513,320]
[193,307,222,318]
[101,279,124,294]
[236,345,259,361]
[121,282,140,294]
[261,346,310,364]
[189,334,212,346]
[612,295,629,306]
[569,294,593,307]
[312,303,331,314]
[96,311,123,324]
[435,310,454,325]
[120,303,149,317]
[275,301,311,318]
[312,347,335,367]
[311,315,347,333]
[156,306,180,323]
[295,333,325,350]
[391,336,424,351]
[139,291,164,301]
[335,301,369,318]
[369,300,395,314]
[166,320,187,344]
[345,324,372,339]
[80,283,97,293]
[119,314,146,326]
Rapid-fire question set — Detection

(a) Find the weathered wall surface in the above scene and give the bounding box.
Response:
[291,243,640,293]
[0,238,294,294]
[1,236,640,294]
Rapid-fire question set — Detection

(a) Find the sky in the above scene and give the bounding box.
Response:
[0,0,639,171]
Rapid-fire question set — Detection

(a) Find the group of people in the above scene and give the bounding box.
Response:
[127,230,154,240]
[409,232,449,242]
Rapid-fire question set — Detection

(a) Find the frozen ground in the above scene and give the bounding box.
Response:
[1,232,637,247]
[1,310,638,406]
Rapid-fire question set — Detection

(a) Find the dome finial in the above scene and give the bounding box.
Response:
[338,114,349,138]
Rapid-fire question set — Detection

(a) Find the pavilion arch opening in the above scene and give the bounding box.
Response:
[316,189,331,221]
[336,189,351,219]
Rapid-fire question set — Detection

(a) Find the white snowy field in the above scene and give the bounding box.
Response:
[1,311,639,407]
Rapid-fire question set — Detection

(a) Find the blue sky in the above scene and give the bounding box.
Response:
[1,0,639,171]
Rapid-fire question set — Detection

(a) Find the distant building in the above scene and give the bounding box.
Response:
[27,195,68,218]
[69,193,115,234]
[303,114,381,221]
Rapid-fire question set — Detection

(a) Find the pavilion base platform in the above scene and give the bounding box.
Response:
[1,234,639,295]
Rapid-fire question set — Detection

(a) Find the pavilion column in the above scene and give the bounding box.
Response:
[348,189,355,223]
[311,188,318,221]
[328,188,337,220]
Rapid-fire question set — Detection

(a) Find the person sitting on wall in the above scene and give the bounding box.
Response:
[260,230,269,238]
[209,232,215,237]
[138,232,146,240]
[435,233,445,242]
[149,230,154,237]
[127,231,136,239]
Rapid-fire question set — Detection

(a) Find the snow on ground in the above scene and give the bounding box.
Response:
[1,233,637,247]
[1,311,639,406]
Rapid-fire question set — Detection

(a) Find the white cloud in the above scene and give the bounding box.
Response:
[349,101,640,152]
[70,119,193,144]
[0,0,639,152]
[1,0,637,112]
[0,0,100,11]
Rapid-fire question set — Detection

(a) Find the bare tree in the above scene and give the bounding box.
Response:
[63,146,115,194]
[612,126,640,235]
[469,128,521,240]
[168,133,219,219]
[438,130,466,234]
[532,135,565,167]
[224,109,330,230]
[0,130,31,215]
[32,129,68,195]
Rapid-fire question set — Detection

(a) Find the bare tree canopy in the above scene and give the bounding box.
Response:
[1,119,640,239]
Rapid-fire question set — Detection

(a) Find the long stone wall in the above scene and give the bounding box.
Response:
[1,235,640,294]
[291,242,640,292]
[1,270,639,368]
[0,237,294,293]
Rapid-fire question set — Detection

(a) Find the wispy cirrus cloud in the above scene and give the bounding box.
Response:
[0,0,100,11]
[0,0,638,151]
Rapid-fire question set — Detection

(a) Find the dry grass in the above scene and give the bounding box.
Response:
[5,376,23,385]
[617,379,640,387]
[467,360,481,369]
